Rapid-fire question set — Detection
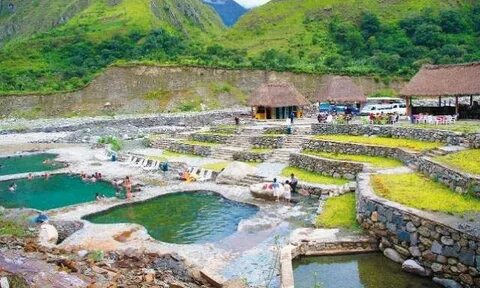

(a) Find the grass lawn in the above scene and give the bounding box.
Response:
[434,149,480,175]
[250,148,273,153]
[303,150,403,169]
[400,121,480,134]
[281,166,350,185]
[371,173,480,214]
[181,140,218,147]
[162,150,202,158]
[201,161,230,172]
[316,193,360,230]
[0,218,27,237]
[315,135,441,152]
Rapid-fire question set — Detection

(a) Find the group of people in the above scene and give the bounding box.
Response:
[318,112,353,124]
[108,176,136,200]
[270,174,298,203]
[368,112,399,125]
[80,171,103,183]
[179,170,197,182]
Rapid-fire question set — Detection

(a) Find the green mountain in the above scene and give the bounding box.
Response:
[0,0,479,95]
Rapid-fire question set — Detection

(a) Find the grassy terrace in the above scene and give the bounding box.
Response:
[372,173,480,214]
[281,167,349,185]
[303,150,403,169]
[316,193,360,231]
[315,135,441,152]
[434,149,480,175]
[0,217,27,237]
[201,161,229,172]
[180,140,218,147]
[400,121,480,134]
[250,148,273,153]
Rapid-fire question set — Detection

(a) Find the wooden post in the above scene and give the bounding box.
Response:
[438,96,442,107]
[406,96,412,116]
[471,95,474,106]
[455,96,459,115]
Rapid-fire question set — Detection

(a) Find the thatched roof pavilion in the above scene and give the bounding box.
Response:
[249,82,309,108]
[316,76,366,103]
[249,82,309,120]
[400,62,480,115]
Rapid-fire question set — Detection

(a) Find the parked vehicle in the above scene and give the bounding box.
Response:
[360,98,407,115]
[318,102,360,115]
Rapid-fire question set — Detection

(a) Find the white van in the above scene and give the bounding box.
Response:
[360,98,407,115]
[360,104,394,115]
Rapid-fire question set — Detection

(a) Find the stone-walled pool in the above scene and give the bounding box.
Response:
[293,253,439,288]
[0,153,62,176]
[0,174,118,210]
[84,191,259,244]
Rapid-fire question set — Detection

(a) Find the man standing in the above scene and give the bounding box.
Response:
[289,173,298,194]
[289,111,295,125]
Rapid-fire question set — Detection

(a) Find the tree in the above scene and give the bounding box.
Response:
[439,9,468,34]
[360,12,381,39]
[412,23,444,48]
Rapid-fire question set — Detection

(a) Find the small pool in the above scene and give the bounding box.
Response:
[293,254,439,288]
[0,174,118,210]
[0,153,62,176]
[85,191,259,244]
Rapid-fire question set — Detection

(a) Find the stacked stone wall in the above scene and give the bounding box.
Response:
[190,133,232,144]
[289,153,363,180]
[250,136,285,149]
[166,143,212,157]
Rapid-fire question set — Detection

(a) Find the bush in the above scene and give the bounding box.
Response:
[98,136,123,151]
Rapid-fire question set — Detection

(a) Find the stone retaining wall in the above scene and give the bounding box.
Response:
[166,143,212,157]
[357,174,480,287]
[263,127,288,135]
[232,151,271,162]
[289,153,363,180]
[417,158,480,196]
[1,110,249,134]
[250,135,285,149]
[303,139,419,165]
[190,133,232,144]
[311,123,478,147]
[281,228,378,288]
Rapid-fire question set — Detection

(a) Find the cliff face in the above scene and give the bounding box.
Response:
[0,66,404,118]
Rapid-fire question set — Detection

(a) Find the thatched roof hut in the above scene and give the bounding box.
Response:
[316,76,366,103]
[248,82,309,108]
[400,62,480,97]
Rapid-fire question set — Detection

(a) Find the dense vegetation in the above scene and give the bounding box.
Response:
[0,0,479,94]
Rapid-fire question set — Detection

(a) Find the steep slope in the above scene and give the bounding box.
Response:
[225,0,471,54]
[204,0,247,26]
[0,0,224,92]
[0,0,223,45]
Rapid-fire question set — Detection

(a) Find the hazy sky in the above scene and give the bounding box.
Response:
[235,0,271,8]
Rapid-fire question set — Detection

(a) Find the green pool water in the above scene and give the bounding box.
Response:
[293,254,440,288]
[0,174,118,210]
[0,153,62,176]
[85,191,259,244]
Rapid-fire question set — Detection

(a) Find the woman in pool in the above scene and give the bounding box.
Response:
[283,180,291,204]
[8,182,16,192]
[27,173,33,180]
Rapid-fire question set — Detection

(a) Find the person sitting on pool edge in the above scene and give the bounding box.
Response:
[8,182,16,192]
[35,212,48,224]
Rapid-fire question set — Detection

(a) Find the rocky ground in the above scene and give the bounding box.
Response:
[0,235,214,288]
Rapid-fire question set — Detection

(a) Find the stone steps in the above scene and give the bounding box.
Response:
[238,174,268,186]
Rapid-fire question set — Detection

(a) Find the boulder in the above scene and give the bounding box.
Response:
[38,224,59,246]
[249,183,288,201]
[432,277,462,288]
[216,162,256,185]
[383,248,404,263]
[0,277,9,288]
[402,259,429,276]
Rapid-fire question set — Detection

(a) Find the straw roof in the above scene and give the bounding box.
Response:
[316,76,366,103]
[401,62,480,97]
[248,82,309,107]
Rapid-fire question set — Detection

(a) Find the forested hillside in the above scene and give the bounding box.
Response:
[0,0,479,94]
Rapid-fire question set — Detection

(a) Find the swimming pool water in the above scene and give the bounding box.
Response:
[293,253,439,288]
[0,153,62,176]
[85,191,259,244]
[0,174,118,210]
